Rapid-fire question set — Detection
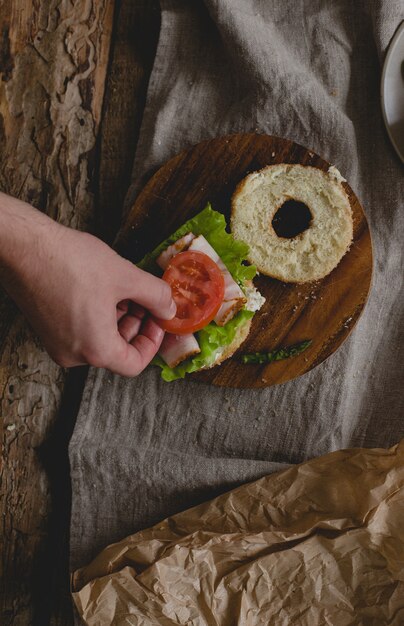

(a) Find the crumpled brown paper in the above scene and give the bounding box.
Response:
[72,442,404,625]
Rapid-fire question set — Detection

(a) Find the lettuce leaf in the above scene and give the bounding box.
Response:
[138,203,256,284]
[153,309,254,381]
[138,203,256,381]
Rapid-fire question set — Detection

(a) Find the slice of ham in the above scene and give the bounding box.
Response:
[156,233,195,270]
[215,294,246,326]
[214,299,244,326]
[188,235,246,326]
[159,332,201,368]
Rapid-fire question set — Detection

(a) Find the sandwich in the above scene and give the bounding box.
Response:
[138,204,265,381]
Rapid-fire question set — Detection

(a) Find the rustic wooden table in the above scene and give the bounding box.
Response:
[0,1,160,622]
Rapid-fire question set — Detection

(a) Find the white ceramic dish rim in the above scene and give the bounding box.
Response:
[381,20,404,164]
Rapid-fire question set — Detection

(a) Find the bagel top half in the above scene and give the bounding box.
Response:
[231,164,353,283]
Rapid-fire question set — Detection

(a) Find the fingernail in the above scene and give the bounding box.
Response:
[169,299,177,318]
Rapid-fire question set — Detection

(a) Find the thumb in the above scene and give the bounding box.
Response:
[119,263,176,320]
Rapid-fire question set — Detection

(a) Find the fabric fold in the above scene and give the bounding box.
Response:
[69,0,404,596]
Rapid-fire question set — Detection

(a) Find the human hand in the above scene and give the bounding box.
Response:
[0,193,176,376]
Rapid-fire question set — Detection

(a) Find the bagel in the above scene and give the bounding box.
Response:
[201,279,262,370]
[202,317,252,370]
[231,164,353,283]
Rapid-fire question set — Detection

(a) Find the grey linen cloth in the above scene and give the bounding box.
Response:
[70,0,404,573]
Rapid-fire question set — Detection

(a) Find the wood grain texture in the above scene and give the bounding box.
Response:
[0,1,114,624]
[118,133,373,388]
[95,0,160,244]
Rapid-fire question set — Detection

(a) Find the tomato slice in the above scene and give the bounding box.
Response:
[157,250,225,334]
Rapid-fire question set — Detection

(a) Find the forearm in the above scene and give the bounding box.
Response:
[0,192,61,297]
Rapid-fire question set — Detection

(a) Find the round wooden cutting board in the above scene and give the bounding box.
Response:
[117,134,373,388]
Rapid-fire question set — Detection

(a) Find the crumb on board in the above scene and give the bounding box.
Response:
[343,316,353,328]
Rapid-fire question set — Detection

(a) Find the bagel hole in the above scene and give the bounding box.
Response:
[271,199,312,238]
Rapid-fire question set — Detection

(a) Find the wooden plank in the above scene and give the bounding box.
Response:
[1,1,161,623]
[95,0,160,243]
[0,2,115,624]
[118,133,372,388]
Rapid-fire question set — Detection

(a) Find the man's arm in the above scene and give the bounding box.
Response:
[0,192,176,376]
